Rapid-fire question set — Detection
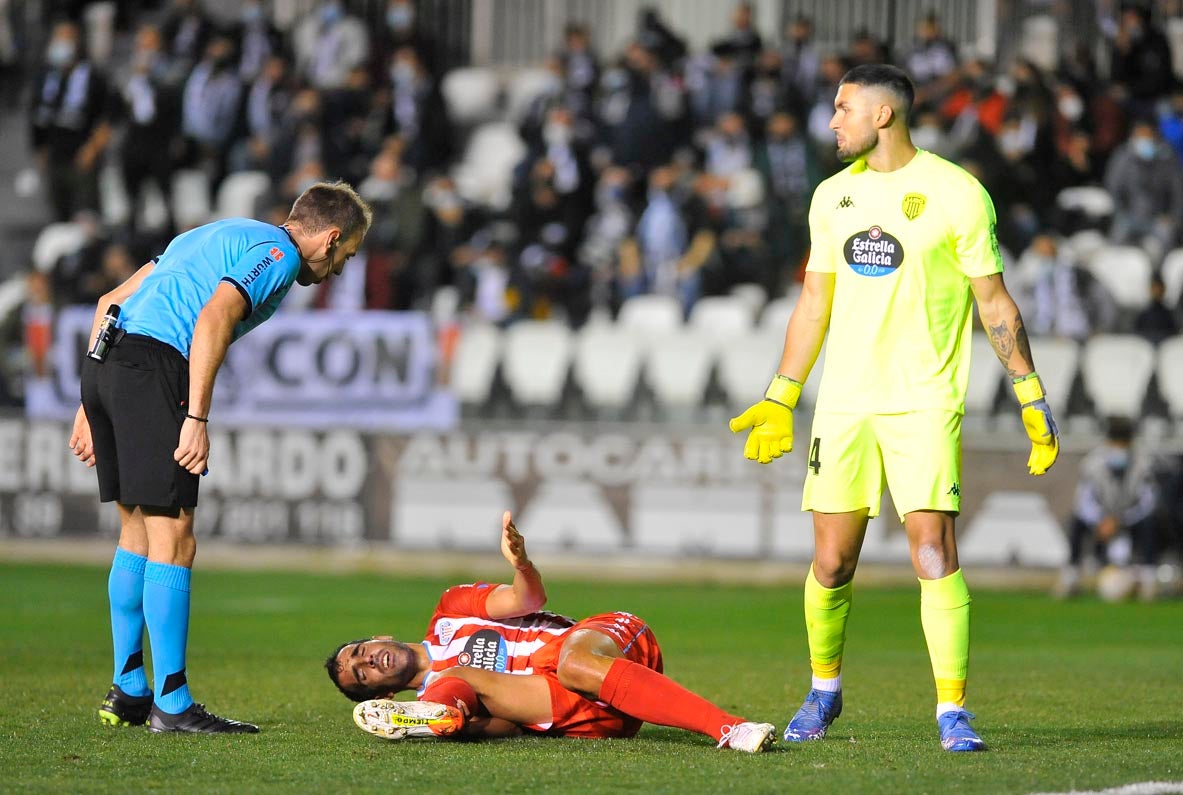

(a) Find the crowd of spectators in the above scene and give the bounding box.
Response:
[10,1,1183,360]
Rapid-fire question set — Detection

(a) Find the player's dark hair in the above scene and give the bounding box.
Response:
[839,63,916,123]
[287,180,373,244]
[324,639,390,702]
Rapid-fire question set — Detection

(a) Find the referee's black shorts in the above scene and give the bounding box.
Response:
[80,334,199,509]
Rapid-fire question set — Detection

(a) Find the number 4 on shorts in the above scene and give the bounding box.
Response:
[809,437,821,474]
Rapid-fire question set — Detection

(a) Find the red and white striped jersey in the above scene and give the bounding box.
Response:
[417,582,576,693]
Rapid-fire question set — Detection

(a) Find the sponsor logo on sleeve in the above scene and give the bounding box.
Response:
[843,225,904,277]
[269,247,284,261]
[242,254,276,287]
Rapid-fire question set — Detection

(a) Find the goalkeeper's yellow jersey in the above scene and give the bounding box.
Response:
[805,148,1003,414]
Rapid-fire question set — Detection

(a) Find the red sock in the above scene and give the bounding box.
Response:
[597,658,744,741]
[421,676,479,721]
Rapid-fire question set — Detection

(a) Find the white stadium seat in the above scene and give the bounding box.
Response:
[449,322,502,406]
[1156,335,1183,422]
[171,168,211,229]
[1062,228,1107,263]
[215,171,271,219]
[441,66,501,125]
[501,320,573,407]
[687,294,754,341]
[729,282,768,317]
[1161,247,1183,308]
[1026,336,1079,417]
[572,325,643,411]
[643,331,716,411]
[31,221,88,273]
[1055,186,1115,221]
[759,288,801,335]
[715,329,785,410]
[1080,334,1157,418]
[451,121,526,210]
[505,68,557,121]
[1082,245,1153,310]
[617,293,683,334]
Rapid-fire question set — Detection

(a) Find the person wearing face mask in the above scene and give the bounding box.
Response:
[1104,119,1183,260]
[29,19,111,222]
[71,181,372,734]
[180,35,243,206]
[384,45,452,176]
[1055,416,1163,601]
[1110,5,1173,116]
[292,0,369,91]
[373,0,439,82]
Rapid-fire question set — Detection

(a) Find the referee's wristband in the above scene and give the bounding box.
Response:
[184,413,209,423]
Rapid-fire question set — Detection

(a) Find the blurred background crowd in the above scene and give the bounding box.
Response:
[0,0,1182,596]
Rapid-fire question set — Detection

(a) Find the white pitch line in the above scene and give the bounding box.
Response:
[1029,783,1183,795]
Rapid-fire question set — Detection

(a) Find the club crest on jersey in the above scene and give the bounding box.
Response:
[436,619,455,646]
[844,225,904,277]
[902,193,926,220]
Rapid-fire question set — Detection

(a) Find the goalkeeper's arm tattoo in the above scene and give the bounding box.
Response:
[987,312,1032,379]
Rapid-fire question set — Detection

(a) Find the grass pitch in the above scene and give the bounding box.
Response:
[0,562,1180,794]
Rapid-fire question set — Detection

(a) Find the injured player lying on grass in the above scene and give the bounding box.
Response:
[325,511,775,753]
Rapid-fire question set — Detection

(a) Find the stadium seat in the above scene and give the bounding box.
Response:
[1161,247,1183,308]
[214,171,271,219]
[1062,228,1107,263]
[687,294,755,340]
[1026,336,1079,417]
[171,169,211,229]
[1082,245,1153,310]
[505,67,556,121]
[965,332,1003,418]
[643,331,716,411]
[714,329,785,410]
[1055,186,1115,222]
[758,287,801,335]
[31,221,88,273]
[430,285,461,326]
[1156,335,1183,423]
[451,121,526,210]
[448,322,502,407]
[960,491,1067,566]
[1020,14,1059,72]
[725,168,764,209]
[729,282,768,317]
[572,324,643,412]
[440,66,501,125]
[1080,334,1157,418]
[1169,17,1183,78]
[501,320,573,407]
[617,293,684,333]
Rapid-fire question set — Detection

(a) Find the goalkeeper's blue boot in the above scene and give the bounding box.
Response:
[938,709,986,752]
[783,689,842,742]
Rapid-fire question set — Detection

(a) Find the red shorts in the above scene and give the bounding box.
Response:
[527,611,663,739]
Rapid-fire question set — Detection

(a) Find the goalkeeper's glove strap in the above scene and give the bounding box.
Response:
[765,375,803,409]
[1012,372,1046,406]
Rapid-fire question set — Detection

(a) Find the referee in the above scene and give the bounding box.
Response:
[70,181,372,733]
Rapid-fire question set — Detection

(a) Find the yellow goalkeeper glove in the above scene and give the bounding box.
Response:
[1013,373,1059,476]
[728,375,802,464]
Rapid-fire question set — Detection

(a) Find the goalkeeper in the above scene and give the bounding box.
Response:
[324,511,775,753]
[728,64,1059,753]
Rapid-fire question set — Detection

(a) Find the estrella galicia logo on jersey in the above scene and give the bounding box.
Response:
[902,192,926,220]
[461,629,508,672]
[844,226,904,277]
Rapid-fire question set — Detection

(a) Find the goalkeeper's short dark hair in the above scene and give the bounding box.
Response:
[839,63,916,122]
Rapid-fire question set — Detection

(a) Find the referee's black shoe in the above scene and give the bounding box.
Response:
[147,703,260,734]
[98,684,153,727]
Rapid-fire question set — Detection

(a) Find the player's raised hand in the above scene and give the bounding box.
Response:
[729,375,802,464]
[500,511,531,570]
[1013,373,1059,476]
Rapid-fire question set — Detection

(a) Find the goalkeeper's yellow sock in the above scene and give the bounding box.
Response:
[919,568,971,712]
[804,565,852,691]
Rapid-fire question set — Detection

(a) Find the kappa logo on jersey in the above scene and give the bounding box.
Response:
[269,246,284,261]
[836,195,854,209]
[902,193,926,220]
[843,225,904,277]
[459,629,509,672]
[436,619,455,646]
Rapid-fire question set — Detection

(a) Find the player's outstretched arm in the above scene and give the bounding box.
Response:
[729,271,833,464]
[971,272,1059,475]
[484,511,547,619]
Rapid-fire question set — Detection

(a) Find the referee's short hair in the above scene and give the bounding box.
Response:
[839,64,916,123]
[287,180,374,242]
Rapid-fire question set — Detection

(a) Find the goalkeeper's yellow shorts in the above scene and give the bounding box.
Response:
[801,410,963,521]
